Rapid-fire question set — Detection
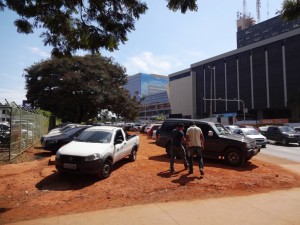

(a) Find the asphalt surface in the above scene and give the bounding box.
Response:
[7,153,300,225]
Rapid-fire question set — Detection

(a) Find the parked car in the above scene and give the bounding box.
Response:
[132,123,142,132]
[233,128,268,147]
[47,123,77,135]
[0,131,10,148]
[293,127,300,132]
[258,126,270,135]
[152,127,161,140]
[264,126,300,145]
[55,126,140,179]
[140,124,149,133]
[224,125,239,133]
[156,119,260,166]
[41,124,79,144]
[147,123,161,136]
[42,125,91,152]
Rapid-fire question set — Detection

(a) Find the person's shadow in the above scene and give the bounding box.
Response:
[171,173,203,185]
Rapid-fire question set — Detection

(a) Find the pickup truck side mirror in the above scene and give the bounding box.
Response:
[208,130,213,137]
[114,139,123,145]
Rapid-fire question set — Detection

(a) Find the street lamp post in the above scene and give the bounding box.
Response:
[202,97,246,124]
[207,66,215,121]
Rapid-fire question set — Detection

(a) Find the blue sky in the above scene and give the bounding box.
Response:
[0,0,283,105]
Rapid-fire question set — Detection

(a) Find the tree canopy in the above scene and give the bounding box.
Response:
[0,0,198,57]
[24,55,140,122]
[1,1,300,56]
[280,0,300,21]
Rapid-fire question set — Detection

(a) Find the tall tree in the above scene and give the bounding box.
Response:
[24,55,139,122]
[0,0,198,56]
[280,0,300,21]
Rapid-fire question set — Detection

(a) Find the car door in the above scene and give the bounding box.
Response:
[121,129,133,157]
[196,123,223,158]
[113,129,126,162]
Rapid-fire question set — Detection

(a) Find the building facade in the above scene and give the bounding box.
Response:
[169,16,300,123]
[124,73,170,120]
[124,73,168,98]
[139,91,171,120]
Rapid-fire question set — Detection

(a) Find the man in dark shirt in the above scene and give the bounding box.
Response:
[170,123,189,173]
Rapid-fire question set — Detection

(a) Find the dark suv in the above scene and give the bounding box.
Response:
[156,119,260,166]
[264,126,300,145]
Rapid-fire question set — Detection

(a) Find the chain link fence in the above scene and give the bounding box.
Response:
[0,104,49,161]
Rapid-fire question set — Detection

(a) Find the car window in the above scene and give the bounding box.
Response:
[161,122,177,133]
[214,124,231,135]
[76,130,112,143]
[196,123,212,137]
[65,127,83,135]
[115,130,124,141]
[279,126,294,132]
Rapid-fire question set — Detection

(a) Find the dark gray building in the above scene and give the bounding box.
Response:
[169,16,300,122]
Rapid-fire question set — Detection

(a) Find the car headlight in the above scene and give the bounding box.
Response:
[85,153,102,161]
[288,134,294,138]
[243,142,252,149]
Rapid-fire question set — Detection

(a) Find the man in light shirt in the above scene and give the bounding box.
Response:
[186,122,205,176]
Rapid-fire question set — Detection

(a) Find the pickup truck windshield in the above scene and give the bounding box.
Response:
[279,126,294,132]
[214,124,231,135]
[76,130,112,143]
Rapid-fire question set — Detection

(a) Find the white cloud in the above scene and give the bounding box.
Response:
[28,47,51,58]
[124,51,183,75]
[123,50,206,76]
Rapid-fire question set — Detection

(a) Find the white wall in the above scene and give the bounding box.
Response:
[169,75,193,117]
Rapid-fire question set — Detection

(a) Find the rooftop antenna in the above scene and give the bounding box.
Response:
[267,0,269,19]
[243,0,247,17]
[256,0,261,23]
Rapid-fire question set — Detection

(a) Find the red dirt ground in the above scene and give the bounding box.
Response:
[1,133,300,224]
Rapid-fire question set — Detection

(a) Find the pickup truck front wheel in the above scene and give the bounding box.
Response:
[99,160,112,179]
[225,148,244,167]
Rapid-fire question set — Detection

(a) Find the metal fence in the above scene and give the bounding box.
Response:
[0,104,49,161]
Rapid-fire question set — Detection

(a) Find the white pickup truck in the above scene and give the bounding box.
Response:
[55,126,139,179]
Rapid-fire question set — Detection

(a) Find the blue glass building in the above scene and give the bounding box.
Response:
[124,73,168,98]
[124,73,170,120]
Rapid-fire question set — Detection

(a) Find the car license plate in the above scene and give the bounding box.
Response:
[63,163,76,169]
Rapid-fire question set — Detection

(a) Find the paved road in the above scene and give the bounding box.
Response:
[260,142,300,163]
[7,153,300,225]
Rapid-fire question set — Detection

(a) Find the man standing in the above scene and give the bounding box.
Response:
[170,123,189,173]
[186,122,205,176]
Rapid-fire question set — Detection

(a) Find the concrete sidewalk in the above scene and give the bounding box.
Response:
[7,188,300,225]
[8,153,300,225]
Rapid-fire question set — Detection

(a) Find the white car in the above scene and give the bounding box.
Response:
[233,128,267,147]
[55,126,139,179]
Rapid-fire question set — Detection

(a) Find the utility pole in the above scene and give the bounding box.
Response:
[207,66,215,121]
[203,97,246,124]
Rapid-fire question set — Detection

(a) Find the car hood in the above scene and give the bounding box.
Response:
[246,134,266,139]
[57,141,112,157]
[43,132,63,138]
[220,134,254,143]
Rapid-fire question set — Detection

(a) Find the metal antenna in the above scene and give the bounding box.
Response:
[256,0,261,23]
